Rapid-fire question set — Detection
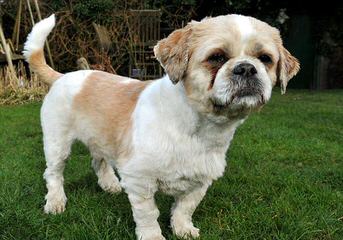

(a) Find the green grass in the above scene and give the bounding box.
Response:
[1,89,343,240]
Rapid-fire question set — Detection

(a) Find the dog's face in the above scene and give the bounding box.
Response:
[154,14,300,120]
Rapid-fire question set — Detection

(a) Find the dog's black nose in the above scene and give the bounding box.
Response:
[233,63,257,77]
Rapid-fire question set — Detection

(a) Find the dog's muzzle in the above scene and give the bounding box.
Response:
[211,63,265,112]
[231,63,264,100]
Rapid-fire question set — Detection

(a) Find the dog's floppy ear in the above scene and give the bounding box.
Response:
[277,45,300,94]
[154,26,192,84]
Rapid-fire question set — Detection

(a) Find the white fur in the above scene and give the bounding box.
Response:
[23,14,55,59]
[121,77,239,183]
[119,77,242,239]
[233,14,254,42]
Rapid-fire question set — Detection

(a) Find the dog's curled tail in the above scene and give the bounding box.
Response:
[23,14,62,85]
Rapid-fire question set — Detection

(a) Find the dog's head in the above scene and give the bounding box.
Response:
[154,14,300,120]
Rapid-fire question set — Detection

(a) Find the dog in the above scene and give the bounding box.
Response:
[23,14,299,240]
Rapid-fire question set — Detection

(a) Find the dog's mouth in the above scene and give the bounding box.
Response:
[234,89,265,105]
[235,89,261,98]
[211,89,265,113]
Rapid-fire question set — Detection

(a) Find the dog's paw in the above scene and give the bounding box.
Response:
[172,217,200,239]
[44,195,67,214]
[137,232,166,240]
[143,235,166,240]
[136,227,166,240]
[98,176,122,193]
[173,224,200,239]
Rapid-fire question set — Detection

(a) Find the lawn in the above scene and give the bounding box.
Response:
[0,89,342,240]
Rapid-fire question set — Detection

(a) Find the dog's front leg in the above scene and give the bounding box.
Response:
[124,178,165,240]
[171,183,210,239]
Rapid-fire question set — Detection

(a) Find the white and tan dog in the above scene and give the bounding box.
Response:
[24,14,299,240]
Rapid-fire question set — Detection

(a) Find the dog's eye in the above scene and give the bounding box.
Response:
[208,53,228,64]
[258,54,272,64]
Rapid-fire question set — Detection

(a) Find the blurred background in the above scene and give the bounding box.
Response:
[0,0,342,103]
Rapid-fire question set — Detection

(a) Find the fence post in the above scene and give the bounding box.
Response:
[0,23,18,88]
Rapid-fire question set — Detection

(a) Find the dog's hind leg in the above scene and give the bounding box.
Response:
[41,89,76,214]
[91,153,121,193]
[42,130,73,214]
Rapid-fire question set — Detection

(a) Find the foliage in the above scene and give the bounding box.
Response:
[0,0,293,76]
[144,0,196,28]
[1,89,343,239]
[73,0,118,24]
[0,87,46,105]
[0,63,48,105]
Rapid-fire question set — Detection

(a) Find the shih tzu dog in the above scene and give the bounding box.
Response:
[24,14,299,240]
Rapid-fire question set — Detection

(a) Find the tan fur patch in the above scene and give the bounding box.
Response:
[154,26,192,84]
[72,71,151,164]
[29,50,63,85]
[278,46,300,93]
